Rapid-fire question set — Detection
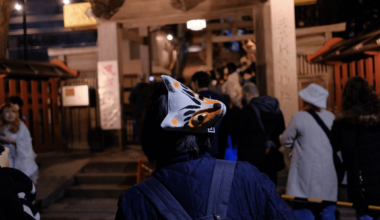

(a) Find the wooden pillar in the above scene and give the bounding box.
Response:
[0,0,12,59]
[254,0,298,124]
[139,27,150,79]
[206,31,213,71]
[97,22,123,148]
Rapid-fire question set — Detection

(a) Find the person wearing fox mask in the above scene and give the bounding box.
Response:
[115,75,297,220]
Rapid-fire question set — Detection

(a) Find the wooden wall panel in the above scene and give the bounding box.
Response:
[341,64,348,86]
[41,82,50,145]
[366,57,374,86]
[19,81,29,128]
[0,78,5,104]
[8,80,17,96]
[349,62,356,78]
[334,64,342,108]
[50,79,60,148]
[357,60,364,78]
[375,54,380,93]
[31,81,40,147]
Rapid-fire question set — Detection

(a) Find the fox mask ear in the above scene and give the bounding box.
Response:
[160,75,226,133]
[162,76,182,93]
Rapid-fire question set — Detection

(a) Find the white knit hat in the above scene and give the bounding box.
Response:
[298,83,329,109]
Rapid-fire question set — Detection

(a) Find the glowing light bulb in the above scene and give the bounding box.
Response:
[63,0,70,5]
[15,3,22,10]
[167,34,173,41]
[149,76,154,82]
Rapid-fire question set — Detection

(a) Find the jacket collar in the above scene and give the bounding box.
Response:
[156,152,211,170]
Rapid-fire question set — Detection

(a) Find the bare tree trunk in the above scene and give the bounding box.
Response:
[0,0,12,60]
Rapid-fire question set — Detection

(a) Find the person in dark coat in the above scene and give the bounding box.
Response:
[115,77,297,220]
[191,71,229,159]
[0,146,40,220]
[331,77,380,220]
[128,76,149,141]
[230,83,285,185]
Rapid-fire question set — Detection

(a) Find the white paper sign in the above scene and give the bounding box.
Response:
[97,60,121,130]
[62,85,89,107]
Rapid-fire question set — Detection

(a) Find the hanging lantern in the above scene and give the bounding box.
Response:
[186,19,206,31]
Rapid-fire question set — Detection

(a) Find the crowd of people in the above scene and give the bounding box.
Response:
[125,60,380,220]
[1,59,380,220]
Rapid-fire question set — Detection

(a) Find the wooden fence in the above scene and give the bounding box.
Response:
[332,52,380,109]
[0,77,61,152]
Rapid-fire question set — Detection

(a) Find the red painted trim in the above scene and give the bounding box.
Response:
[49,59,78,77]
[306,38,344,62]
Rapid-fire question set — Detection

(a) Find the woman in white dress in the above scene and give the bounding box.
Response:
[0,103,38,182]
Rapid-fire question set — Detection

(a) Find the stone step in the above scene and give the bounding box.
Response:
[41,198,118,220]
[75,172,137,185]
[41,213,115,220]
[81,160,138,173]
[66,184,132,199]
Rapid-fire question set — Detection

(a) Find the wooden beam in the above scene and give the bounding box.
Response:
[171,0,205,12]
[9,14,63,24]
[9,26,97,35]
[296,22,346,37]
[121,29,146,44]
[48,46,98,56]
[119,6,253,28]
[204,20,253,31]
[193,34,255,43]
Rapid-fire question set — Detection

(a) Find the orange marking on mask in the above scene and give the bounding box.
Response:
[189,108,222,128]
[172,118,178,126]
[173,82,180,88]
[203,97,220,105]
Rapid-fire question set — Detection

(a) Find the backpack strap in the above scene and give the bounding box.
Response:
[134,177,192,220]
[206,160,237,218]
[306,110,332,142]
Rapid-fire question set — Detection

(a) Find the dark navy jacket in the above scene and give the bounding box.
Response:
[115,153,297,220]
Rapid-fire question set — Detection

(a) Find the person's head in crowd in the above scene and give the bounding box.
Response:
[140,81,216,164]
[0,145,9,167]
[240,56,250,72]
[209,70,217,81]
[0,103,20,133]
[224,63,237,76]
[8,96,23,111]
[299,83,329,113]
[191,71,211,93]
[176,77,186,85]
[242,82,259,104]
[243,68,255,81]
[342,76,380,115]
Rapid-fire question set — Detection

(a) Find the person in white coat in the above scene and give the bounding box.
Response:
[0,103,38,183]
[221,63,242,108]
[280,83,337,220]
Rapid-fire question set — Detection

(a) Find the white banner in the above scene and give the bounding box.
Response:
[97,60,121,130]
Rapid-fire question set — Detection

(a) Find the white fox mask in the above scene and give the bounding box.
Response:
[161,75,226,133]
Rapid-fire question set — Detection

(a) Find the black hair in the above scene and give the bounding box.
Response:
[140,82,212,164]
[8,96,24,108]
[226,63,237,75]
[191,71,211,88]
[176,77,186,84]
[342,77,380,115]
